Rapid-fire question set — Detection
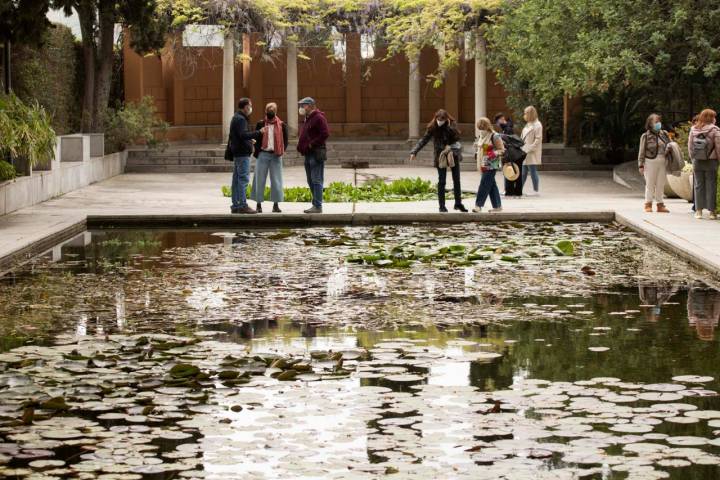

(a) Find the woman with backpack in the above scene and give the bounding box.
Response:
[409,109,468,212]
[688,109,720,219]
[638,113,671,213]
[473,117,505,212]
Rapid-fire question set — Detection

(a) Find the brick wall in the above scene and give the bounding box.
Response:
[180,48,223,125]
[141,56,167,120]
[124,35,511,139]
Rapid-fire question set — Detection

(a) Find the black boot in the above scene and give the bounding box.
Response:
[454,203,468,212]
[256,203,263,213]
[272,202,281,213]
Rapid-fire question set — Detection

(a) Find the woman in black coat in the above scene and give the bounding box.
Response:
[409,109,467,212]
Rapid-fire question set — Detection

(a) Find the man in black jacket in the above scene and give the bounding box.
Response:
[229,98,265,214]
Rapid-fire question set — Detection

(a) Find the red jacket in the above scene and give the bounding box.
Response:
[297,109,329,155]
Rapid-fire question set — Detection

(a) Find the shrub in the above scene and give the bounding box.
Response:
[103,97,169,154]
[11,24,81,135]
[0,161,16,182]
[0,94,57,171]
[221,177,465,202]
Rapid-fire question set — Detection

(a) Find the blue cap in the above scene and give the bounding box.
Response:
[298,97,315,105]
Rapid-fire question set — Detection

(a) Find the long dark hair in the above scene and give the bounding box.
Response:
[425,109,458,134]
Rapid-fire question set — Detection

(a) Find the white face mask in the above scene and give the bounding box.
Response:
[247,106,253,115]
[436,120,446,127]
[299,107,306,116]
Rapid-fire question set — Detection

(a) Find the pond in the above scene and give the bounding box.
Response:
[0,222,719,479]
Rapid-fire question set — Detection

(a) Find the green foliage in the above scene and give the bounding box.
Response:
[103,97,169,154]
[163,0,499,85]
[0,161,16,182]
[347,242,491,268]
[0,0,52,44]
[11,24,81,135]
[576,87,646,156]
[222,177,449,202]
[487,0,720,105]
[552,240,575,257]
[0,93,56,170]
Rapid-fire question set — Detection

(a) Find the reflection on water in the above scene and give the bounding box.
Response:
[2,226,720,478]
[688,282,720,341]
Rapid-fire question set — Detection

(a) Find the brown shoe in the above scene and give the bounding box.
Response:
[644,202,652,212]
[656,203,669,213]
[236,206,257,214]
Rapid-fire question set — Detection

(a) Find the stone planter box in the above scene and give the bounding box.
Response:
[88,133,105,157]
[60,134,90,163]
[666,171,694,202]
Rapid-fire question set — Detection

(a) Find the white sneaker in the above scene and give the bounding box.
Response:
[472,206,483,213]
[490,207,503,213]
[710,212,718,220]
[695,210,703,219]
[525,191,539,197]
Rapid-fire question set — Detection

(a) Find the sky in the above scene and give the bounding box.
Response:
[48,8,81,39]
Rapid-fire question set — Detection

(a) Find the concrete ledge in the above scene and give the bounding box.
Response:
[0,151,127,216]
[86,211,616,229]
[613,161,644,191]
[0,219,87,276]
[615,212,720,279]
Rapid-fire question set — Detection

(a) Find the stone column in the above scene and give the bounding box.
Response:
[286,41,299,137]
[222,33,235,141]
[474,34,487,136]
[408,56,421,140]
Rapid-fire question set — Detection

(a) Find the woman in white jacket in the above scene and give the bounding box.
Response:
[520,106,543,195]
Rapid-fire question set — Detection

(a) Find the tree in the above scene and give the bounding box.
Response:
[486,0,720,108]
[54,0,170,132]
[0,0,53,93]
[162,0,499,87]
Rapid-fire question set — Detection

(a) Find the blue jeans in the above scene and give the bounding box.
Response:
[251,151,284,203]
[231,156,251,209]
[522,164,540,192]
[304,151,324,208]
[476,170,501,208]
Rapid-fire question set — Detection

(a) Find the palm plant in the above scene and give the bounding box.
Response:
[0,94,56,174]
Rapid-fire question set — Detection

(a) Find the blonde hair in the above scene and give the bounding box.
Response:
[696,109,716,127]
[476,117,493,132]
[524,106,538,122]
[265,102,278,112]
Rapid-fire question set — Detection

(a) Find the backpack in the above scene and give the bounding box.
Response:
[499,134,527,164]
[692,132,715,161]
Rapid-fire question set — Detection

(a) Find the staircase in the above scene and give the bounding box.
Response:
[125,141,610,173]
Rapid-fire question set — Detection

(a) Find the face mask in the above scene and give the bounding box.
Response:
[247,106,253,116]
[266,111,276,119]
[653,122,662,132]
[436,120,446,127]
[299,107,306,116]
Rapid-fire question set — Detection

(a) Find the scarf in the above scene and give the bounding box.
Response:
[261,115,285,156]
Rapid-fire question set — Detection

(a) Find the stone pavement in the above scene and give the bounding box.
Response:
[1,166,719,276]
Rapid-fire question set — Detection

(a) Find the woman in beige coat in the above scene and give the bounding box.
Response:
[521,106,543,195]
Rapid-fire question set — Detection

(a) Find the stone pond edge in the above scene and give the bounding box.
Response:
[2,211,719,281]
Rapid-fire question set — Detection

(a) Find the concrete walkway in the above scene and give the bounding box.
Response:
[1,167,719,276]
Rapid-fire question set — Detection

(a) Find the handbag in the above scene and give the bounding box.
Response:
[224,136,233,162]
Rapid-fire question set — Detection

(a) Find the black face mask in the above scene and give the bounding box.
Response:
[266,111,276,119]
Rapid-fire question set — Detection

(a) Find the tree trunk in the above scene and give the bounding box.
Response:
[77,0,97,133]
[91,0,116,132]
